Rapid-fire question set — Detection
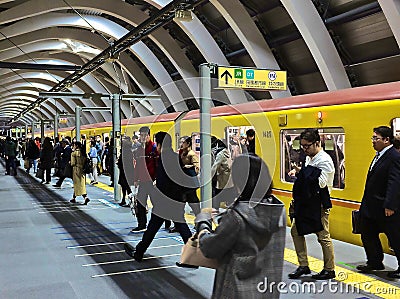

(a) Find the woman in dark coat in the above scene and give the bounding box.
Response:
[39,137,53,184]
[195,154,286,299]
[25,139,40,173]
[117,138,133,206]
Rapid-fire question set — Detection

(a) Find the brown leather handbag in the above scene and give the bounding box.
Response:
[179,232,219,269]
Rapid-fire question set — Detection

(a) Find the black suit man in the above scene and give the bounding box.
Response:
[357,126,400,279]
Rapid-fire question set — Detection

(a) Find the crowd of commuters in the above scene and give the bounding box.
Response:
[1,124,399,297]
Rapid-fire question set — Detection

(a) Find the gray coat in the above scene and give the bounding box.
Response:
[199,196,286,299]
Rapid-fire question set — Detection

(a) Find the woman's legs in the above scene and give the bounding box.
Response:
[45,167,51,183]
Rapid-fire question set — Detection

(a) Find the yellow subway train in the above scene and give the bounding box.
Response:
[51,81,400,252]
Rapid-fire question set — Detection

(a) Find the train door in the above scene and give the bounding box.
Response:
[280,128,345,189]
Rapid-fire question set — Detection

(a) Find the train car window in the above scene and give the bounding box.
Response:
[392,118,400,136]
[225,126,255,160]
[281,128,345,189]
[190,132,201,153]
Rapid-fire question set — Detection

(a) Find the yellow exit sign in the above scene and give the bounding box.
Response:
[217,66,287,91]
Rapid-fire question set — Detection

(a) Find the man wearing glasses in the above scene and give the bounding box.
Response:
[356,126,400,279]
[287,128,336,280]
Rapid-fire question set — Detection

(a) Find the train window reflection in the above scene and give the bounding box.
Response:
[281,128,345,189]
[225,126,255,160]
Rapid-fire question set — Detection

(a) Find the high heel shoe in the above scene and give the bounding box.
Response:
[83,197,90,205]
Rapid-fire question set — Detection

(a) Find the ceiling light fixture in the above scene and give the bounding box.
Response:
[174,9,193,22]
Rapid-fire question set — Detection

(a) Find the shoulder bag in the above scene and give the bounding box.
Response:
[63,164,73,178]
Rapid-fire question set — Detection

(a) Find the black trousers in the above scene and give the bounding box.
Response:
[183,189,201,215]
[56,174,66,186]
[136,181,154,228]
[135,212,192,256]
[119,174,132,201]
[360,214,400,267]
[43,167,51,183]
[5,156,16,175]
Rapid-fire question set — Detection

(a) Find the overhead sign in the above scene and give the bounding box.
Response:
[59,117,68,124]
[217,66,287,91]
[11,128,26,133]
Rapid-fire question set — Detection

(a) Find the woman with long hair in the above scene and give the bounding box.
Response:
[179,136,200,215]
[194,154,285,299]
[70,141,90,205]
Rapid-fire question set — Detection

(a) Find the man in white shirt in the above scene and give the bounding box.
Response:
[288,129,336,280]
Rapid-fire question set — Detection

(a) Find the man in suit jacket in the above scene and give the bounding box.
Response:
[357,126,400,279]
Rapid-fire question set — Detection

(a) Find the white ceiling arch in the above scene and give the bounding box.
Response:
[378,0,400,49]
[144,0,249,105]
[0,63,107,124]
[1,80,93,124]
[280,0,351,90]
[0,12,188,112]
[0,72,95,122]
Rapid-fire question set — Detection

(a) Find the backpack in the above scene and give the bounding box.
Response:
[83,157,93,174]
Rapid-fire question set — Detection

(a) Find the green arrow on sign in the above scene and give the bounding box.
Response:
[221,70,232,84]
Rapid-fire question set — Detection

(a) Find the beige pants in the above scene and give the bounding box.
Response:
[291,208,335,271]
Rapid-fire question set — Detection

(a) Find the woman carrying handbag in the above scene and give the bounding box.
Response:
[193,154,286,299]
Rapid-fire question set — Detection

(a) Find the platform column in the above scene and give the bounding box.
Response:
[199,63,214,209]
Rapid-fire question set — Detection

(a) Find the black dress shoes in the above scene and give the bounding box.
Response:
[124,243,143,262]
[356,264,385,273]
[387,269,400,279]
[312,269,336,280]
[288,266,311,279]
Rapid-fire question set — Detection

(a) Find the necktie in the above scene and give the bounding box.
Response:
[370,152,380,170]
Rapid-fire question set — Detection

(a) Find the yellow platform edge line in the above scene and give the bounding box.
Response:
[285,248,400,299]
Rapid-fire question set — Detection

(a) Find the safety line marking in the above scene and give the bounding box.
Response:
[39,207,113,214]
[92,181,114,192]
[55,227,133,235]
[66,235,180,249]
[35,205,108,211]
[33,202,104,207]
[51,220,135,230]
[284,248,400,299]
[60,227,181,241]
[74,244,182,257]
[96,197,120,208]
[82,254,181,267]
[92,265,178,278]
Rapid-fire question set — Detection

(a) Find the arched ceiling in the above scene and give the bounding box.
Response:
[0,0,399,131]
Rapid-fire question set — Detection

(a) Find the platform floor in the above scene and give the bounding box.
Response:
[0,160,399,299]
